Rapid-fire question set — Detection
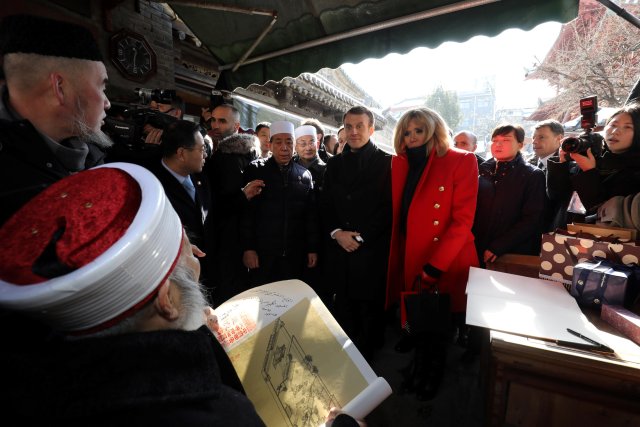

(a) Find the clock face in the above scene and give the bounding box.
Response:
[109,30,156,82]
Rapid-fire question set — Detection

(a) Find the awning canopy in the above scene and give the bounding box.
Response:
[167,0,579,90]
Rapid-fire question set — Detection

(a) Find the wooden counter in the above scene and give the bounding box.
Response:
[487,331,640,426]
[483,255,640,426]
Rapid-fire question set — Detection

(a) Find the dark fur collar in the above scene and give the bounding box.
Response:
[217,133,260,156]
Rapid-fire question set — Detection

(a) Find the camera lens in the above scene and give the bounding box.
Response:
[561,137,581,153]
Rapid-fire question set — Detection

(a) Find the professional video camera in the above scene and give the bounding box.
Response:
[102,88,179,149]
[561,96,604,158]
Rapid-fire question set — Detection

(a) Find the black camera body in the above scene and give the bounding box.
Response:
[560,96,604,158]
[102,88,179,149]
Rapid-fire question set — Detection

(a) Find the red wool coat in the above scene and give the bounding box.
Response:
[386,147,479,313]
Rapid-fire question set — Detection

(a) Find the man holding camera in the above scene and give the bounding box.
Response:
[104,89,185,169]
[143,90,185,145]
[0,14,112,226]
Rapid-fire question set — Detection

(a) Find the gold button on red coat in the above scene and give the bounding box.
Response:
[438,186,445,192]
[433,237,439,242]
[433,220,439,226]
[434,203,440,209]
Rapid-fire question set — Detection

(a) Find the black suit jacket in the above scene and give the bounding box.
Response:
[150,162,211,249]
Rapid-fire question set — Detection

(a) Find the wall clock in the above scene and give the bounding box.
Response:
[109,29,157,83]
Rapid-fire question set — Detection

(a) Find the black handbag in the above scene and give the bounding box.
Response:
[400,276,451,336]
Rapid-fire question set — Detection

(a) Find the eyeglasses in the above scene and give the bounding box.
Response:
[186,146,206,154]
[297,142,316,148]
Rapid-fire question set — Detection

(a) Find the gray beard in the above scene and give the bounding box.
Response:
[176,288,209,331]
[71,99,113,149]
[175,277,209,331]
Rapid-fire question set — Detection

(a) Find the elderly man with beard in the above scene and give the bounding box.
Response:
[0,163,266,425]
[0,15,113,226]
[0,162,363,427]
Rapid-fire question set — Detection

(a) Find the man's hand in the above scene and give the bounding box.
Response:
[243,250,259,269]
[558,148,568,163]
[483,249,497,264]
[243,180,265,200]
[143,124,163,145]
[307,253,318,268]
[325,407,367,427]
[191,244,206,258]
[335,230,361,253]
[569,148,596,172]
[203,306,219,333]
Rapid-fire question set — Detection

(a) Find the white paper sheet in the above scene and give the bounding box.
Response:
[466,267,607,344]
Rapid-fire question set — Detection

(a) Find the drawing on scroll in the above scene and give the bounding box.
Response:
[262,318,340,427]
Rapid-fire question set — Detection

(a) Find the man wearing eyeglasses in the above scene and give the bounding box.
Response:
[294,125,327,194]
[151,120,211,252]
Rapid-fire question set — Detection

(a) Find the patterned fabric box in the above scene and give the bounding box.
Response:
[539,232,640,287]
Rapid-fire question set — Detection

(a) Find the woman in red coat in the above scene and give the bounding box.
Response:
[386,108,479,400]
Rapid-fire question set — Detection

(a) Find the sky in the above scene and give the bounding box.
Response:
[340,21,563,110]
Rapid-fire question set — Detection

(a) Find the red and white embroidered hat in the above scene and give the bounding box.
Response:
[0,163,183,333]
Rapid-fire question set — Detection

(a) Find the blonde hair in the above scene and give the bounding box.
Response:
[393,108,450,157]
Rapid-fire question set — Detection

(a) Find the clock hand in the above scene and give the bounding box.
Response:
[131,47,138,72]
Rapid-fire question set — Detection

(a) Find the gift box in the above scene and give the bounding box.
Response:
[570,258,634,308]
[539,232,640,287]
[601,305,640,346]
[567,223,637,243]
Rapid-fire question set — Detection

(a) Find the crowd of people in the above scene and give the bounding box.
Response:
[1,13,640,425]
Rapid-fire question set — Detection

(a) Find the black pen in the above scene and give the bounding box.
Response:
[566,328,615,353]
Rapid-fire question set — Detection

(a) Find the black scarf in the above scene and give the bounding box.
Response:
[401,143,429,234]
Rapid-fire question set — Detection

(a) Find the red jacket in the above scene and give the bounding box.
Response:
[386,147,479,313]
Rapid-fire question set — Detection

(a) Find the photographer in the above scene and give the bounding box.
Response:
[144,90,184,145]
[547,103,640,220]
[104,89,183,168]
[0,15,111,226]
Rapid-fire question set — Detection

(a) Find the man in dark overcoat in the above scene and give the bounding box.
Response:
[241,121,319,287]
[206,132,262,304]
[321,106,392,362]
[0,15,112,226]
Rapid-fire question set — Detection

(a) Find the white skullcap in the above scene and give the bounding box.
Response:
[270,121,295,138]
[295,125,317,141]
